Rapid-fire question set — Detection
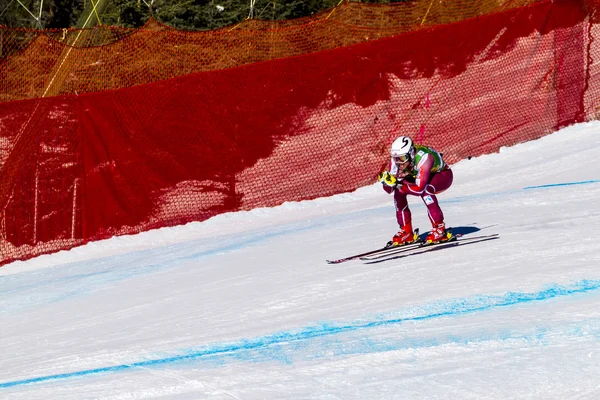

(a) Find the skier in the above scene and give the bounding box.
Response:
[378,136,454,245]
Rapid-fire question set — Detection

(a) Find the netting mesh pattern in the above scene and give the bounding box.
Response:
[0,0,596,266]
[0,0,540,101]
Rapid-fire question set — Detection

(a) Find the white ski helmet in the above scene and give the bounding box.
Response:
[390,136,415,162]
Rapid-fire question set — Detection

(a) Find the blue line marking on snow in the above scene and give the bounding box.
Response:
[523,180,600,190]
[2,280,600,389]
[442,179,599,204]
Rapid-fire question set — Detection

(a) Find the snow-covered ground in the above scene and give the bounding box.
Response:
[1,122,600,399]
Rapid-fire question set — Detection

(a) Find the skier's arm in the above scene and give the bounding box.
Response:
[399,154,433,195]
[380,159,398,194]
[382,184,394,194]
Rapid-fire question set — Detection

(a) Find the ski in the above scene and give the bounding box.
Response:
[359,230,455,261]
[326,229,422,264]
[358,241,433,261]
[360,231,499,260]
[361,233,500,263]
[326,230,499,264]
[356,228,454,260]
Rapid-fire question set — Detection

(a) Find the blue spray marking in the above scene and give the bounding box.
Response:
[523,179,600,190]
[442,179,599,203]
[2,280,600,389]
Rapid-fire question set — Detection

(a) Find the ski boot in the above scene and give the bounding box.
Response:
[389,225,419,247]
[425,223,452,244]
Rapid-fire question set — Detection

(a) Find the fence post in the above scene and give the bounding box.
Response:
[33,162,39,244]
[72,178,78,239]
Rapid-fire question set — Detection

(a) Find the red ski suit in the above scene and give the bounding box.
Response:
[383,153,453,228]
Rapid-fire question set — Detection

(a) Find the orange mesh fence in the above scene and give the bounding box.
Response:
[1,0,541,100]
[0,0,596,265]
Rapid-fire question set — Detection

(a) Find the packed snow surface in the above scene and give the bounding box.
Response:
[1,122,600,399]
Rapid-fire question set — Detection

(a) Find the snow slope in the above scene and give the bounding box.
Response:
[1,122,600,399]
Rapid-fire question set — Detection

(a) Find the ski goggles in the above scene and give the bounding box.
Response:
[393,154,411,163]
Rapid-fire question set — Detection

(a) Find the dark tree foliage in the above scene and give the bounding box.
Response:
[48,0,83,27]
[0,0,405,30]
[0,0,82,28]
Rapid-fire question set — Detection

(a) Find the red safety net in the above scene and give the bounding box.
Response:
[0,0,598,266]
